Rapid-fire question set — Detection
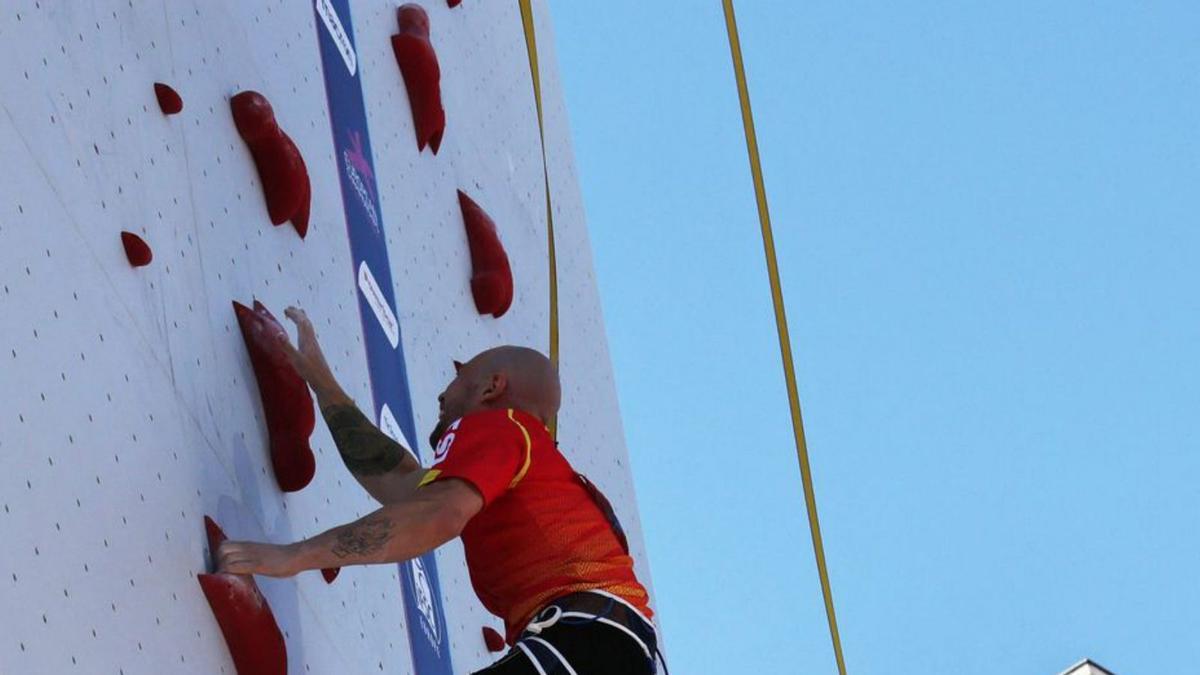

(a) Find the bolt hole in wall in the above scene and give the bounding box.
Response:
[0,1,653,673]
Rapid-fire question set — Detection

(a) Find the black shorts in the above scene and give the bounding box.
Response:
[472,618,656,675]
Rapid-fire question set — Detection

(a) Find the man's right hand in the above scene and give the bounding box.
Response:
[279,307,348,405]
[281,307,419,496]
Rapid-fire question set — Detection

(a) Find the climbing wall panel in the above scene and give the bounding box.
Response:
[0,1,654,673]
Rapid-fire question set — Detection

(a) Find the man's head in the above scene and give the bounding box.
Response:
[429,346,560,449]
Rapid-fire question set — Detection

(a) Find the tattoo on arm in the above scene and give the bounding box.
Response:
[322,404,413,476]
[331,515,394,559]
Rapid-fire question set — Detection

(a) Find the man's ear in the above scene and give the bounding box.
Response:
[480,372,508,403]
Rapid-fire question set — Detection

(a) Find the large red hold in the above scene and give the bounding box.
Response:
[198,516,287,675]
[120,231,153,267]
[233,300,317,492]
[230,91,312,238]
[457,190,513,318]
[390,5,446,154]
[153,82,183,115]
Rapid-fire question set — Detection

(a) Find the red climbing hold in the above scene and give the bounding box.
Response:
[198,516,288,675]
[321,567,340,584]
[120,231,153,267]
[230,91,312,238]
[457,190,513,318]
[391,5,446,154]
[204,515,226,555]
[233,300,317,492]
[482,626,506,652]
[153,82,183,115]
[447,0,462,7]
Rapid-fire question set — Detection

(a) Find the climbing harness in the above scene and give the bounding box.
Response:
[516,590,669,675]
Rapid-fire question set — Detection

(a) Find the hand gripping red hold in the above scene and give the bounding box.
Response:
[230,91,312,238]
[457,190,513,318]
[391,5,446,154]
[233,300,317,492]
[197,516,287,675]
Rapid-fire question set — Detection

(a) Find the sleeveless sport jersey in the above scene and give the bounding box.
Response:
[419,408,652,644]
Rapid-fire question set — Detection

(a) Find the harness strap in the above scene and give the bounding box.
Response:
[515,642,549,675]
[524,636,579,675]
[519,591,668,674]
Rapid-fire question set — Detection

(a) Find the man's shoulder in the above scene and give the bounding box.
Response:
[456,408,549,437]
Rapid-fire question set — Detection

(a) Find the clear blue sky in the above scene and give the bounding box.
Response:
[548,2,1199,673]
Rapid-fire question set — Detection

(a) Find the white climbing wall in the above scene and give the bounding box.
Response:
[0,1,655,674]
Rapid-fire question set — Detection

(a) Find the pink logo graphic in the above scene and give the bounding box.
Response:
[342,128,383,235]
[345,129,376,198]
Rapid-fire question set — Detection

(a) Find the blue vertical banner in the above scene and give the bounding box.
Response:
[312,1,453,673]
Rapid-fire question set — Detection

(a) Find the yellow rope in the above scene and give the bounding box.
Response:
[721,2,847,673]
[518,0,559,438]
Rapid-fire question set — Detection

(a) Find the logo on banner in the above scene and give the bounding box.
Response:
[343,130,381,235]
[378,404,415,457]
[316,0,357,75]
[357,262,400,348]
[410,557,442,653]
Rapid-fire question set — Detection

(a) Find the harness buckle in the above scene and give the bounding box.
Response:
[523,605,563,635]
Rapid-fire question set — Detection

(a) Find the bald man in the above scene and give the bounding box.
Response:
[217,308,662,675]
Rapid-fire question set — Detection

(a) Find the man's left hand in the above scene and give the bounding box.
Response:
[216,540,306,578]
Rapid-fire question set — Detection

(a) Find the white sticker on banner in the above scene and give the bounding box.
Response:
[410,557,442,652]
[379,404,416,458]
[315,0,357,76]
[358,261,400,349]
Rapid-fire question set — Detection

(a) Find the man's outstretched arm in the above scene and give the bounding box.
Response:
[280,306,423,504]
[317,389,424,503]
[215,479,483,577]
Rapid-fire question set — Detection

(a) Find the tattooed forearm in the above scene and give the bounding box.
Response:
[330,515,394,559]
[322,404,411,476]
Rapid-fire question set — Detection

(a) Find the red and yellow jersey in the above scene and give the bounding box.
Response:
[419,408,652,644]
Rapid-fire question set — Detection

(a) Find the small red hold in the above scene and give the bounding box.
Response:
[233,300,317,492]
[391,5,446,154]
[291,179,311,240]
[457,190,513,318]
[482,626,505,652]
[120,231,153,267]
[203,515,226,559]
[153,82,183,115]
[321,567,339,584]
[447,0,462,7]
[198,516,288,675]
[230,91,312,238]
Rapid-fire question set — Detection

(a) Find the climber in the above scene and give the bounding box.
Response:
[215,307,662,675]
